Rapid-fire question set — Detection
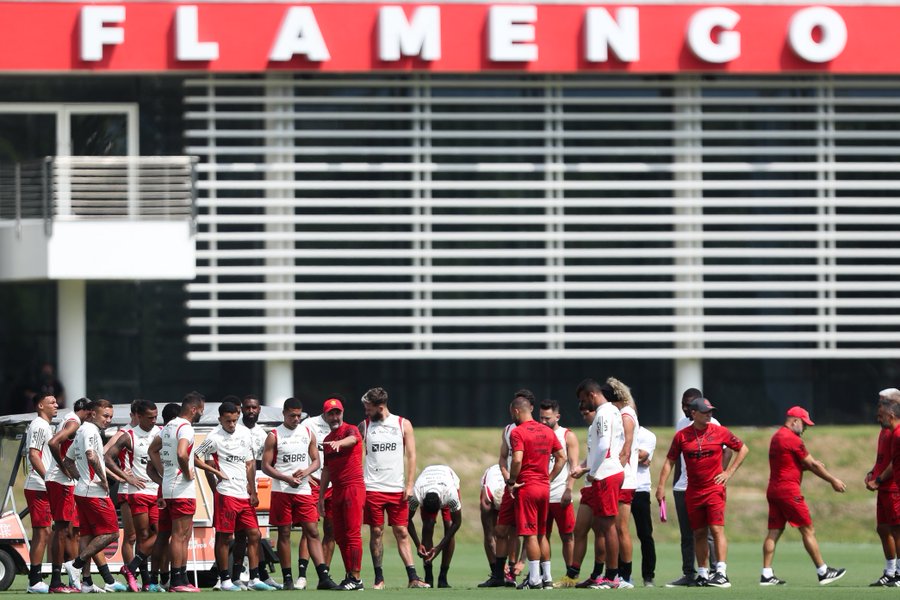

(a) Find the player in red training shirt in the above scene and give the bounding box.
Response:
[760,406,846,586]
[318,396,366,591]
[867,389,900,586]
[507,395,566,589]
[656,397,748,588]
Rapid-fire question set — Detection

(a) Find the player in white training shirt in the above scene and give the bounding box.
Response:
[538,399,579,587]
[148,392,205,592]
[576,378,626,588]
[195,401,273,591]
[262,397,339,591]
[104,400,161,591]
[359,387,429,588]
[407,465,463,588]
[24,393,58,593]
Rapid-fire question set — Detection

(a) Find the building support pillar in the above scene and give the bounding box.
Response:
[673,357,703,424]
[57,279,86,401]
[265,360,294,404]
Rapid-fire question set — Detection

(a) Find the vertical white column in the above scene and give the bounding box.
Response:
[57,279,86,401]
[673,358,703,424]
[265,360,294,404]
[263,75,295,404]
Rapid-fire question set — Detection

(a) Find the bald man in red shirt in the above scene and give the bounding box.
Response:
[318,396,366,591]
[760,406,846,586]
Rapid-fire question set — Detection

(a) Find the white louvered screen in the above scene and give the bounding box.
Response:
[184,74,900,360]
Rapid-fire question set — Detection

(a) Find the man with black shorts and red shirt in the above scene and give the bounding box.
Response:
[656,397,748,588]
[62,399,129,593]
[760,406,846,586]
[506,394,565,589]
[867,389,900,586]
[319,396,366,591]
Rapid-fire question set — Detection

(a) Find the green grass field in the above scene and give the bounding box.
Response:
[4,425,891,595]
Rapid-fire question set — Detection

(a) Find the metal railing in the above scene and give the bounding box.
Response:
[0,156,198,235]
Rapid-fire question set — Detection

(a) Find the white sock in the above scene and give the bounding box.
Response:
[816,564,828,576]
[697,567,709,579]
[886,558,897,575]
[716,562,727,576]
[529,560,541,585]
[761,568,773,579]
[541,561,552,582]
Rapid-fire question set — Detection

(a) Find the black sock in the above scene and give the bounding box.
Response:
[591,562,605,579]
[231,562,242,582]
[606,568,619,582]
[566,564,580,579]
[374,566,384,582]
[298,558,309,578]
[220,571,230,583]
[620,561,632,582]
[72,557,86,570]
[127,552,147,574]
[260,565,270,581]
[438,565,449,582]
[282,567,293,582]
[492,557,506,579]
[250,567,259,581]
[405,565,419,582]
[140,563,150,586]
[51,566,63,587]
[424,563,434,581]
[29,564,42,586]
[149,572,159,585]
[98,564,115,585]
[160,571,170,586]
[83,576,94,588]
[315,564,332,581]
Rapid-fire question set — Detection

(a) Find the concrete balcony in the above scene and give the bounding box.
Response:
[0,156,197,281]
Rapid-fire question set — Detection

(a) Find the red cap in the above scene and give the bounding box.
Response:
[786,406,814,426]
[323,398,344,413]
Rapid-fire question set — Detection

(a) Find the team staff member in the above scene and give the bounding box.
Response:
[262,397,338,591]
[46,398,91,591]
[407,465,463,588]
[149,392,205,593]
[24,393,58,594]
[195,402,274,591]
[632,426,658,587]
[867,388,900,586]
[359,387,428,589]
[507,395,565,589]
[656,397,748,588]
[538,400,578,586]
[761,406,846,586]
[62,400,128,593]
[575,379,626,589]
[319,397,366,591]
[300,406,336,575]
[104,400,161,591]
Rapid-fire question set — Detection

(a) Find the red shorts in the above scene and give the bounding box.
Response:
[117,493,131,506]
[546,502,575,535]
[515,483,549,537]
[878,490,900,526]
[686,487,726,530]
[214,494,259,533]
[590,472,624,518]
[497,487,516,527]
[25,489,52,528]
[165,497,196,521]
[128,494,160,523]
[311,482,334,520]
[364,491,408,528]
[767,492,812,530]
[46,481,79,527]
[270,492,318,526]
[74,496,119,536]
[618,488,635,505]
[422,506,452,523]
[580,485,595,509]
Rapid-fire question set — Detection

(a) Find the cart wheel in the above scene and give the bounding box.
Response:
[0,548,17,591]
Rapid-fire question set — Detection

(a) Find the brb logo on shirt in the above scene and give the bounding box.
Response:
[371,442,398,453]
[282,453,307,463]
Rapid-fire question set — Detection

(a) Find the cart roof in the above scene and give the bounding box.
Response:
[0,402,303,429]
